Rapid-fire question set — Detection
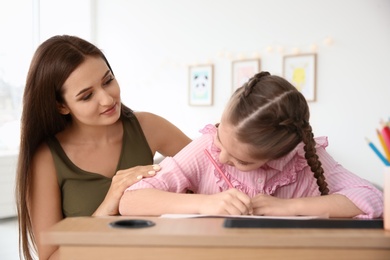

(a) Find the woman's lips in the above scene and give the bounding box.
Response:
[101,103,117,115]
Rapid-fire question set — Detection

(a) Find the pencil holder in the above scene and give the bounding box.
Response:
[385,166,390,230]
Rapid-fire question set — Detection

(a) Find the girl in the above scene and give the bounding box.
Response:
[119,72,383,219]
[16,35,191,260]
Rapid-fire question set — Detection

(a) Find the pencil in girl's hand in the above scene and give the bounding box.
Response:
[366,137,390,166]
[204,149,234,188]
[377,129,390,161]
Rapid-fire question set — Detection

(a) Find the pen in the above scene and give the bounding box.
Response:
[366,137,390,166]
[376,129,390,161]
[204,149,234,188]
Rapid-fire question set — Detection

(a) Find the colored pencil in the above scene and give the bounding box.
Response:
[377,129,390,161]
[366,137,390,166]
[380,125,390,154]
[204,149,234,188]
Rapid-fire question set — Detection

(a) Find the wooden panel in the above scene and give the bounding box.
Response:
[60,246,390,260]
[43,217,390,249]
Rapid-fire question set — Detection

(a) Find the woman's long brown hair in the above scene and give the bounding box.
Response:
[16,35,133,260]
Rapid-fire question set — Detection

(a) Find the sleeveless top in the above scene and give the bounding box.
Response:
[46,114,153,217]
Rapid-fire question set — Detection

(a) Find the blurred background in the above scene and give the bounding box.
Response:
[0,1,389,258]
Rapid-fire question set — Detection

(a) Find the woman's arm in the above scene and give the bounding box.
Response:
[93,112,191,216]
[92,164,161,216]
[94,112,191,216]
[30,144,62,260]
[135,112,192,156]
[119,188,252,216]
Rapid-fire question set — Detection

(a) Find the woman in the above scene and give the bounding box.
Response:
[16,35,191,260]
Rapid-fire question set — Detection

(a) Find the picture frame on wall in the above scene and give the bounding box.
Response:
[188,64,213,106]
[283,53,317,102]
[232,59,261,92]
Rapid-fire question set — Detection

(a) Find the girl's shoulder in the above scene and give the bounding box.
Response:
[199,124,218,135]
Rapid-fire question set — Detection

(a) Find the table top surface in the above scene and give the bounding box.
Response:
[42,216,390,249]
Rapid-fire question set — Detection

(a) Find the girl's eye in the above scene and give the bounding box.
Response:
[236,160,250,166]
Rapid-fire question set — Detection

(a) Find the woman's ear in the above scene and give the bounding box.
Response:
[57,102,70,115]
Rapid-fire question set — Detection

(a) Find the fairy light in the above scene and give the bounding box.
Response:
[186,36,334,67]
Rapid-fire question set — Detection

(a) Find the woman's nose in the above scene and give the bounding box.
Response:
[99,89,114,105]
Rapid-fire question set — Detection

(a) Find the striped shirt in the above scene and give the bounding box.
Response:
[126,124,383,219]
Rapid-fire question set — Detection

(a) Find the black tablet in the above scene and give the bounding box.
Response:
[223,218,383,229]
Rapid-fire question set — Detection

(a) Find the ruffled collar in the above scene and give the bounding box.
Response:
[200,124,328,197]
[266,136,329,171]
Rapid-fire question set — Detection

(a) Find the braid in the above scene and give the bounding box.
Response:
[300,122,329,195]
[242,71,270,97]
[230,71,329,195]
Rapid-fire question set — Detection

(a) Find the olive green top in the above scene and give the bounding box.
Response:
[47,114,153,217]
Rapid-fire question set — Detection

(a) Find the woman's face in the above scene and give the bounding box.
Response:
[215,116,268,172]
[59,56,121,127]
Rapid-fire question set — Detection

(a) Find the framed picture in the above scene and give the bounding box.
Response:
[232,59,261,92]
[283,53,317,102]
[188,64,213,106]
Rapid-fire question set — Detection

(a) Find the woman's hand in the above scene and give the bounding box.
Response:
[251,194,296,216]
[199,189,252,215]
[93,164,161,216]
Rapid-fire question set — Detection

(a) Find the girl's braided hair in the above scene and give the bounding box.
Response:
[226,71,329,195]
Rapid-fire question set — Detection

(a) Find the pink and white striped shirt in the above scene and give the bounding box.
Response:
[126,124,383,219]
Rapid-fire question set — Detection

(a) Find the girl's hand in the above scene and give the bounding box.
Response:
[199,189,252,215]
[251,194,296,216]
[93,164,161,216]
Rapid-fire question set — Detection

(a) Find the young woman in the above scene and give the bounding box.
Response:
[16,35,191,260]
[119,72,383,219]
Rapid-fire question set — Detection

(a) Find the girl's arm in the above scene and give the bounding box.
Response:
[119,188,252,216]
[251,193,363,217]
[252,144,383,218]
[30,144,62,260]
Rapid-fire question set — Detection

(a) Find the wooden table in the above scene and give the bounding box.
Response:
[42,216,390,260]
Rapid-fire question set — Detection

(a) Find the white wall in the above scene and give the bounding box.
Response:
[0,155,18,218]
[3,0,387,188]
[94,0,390,188]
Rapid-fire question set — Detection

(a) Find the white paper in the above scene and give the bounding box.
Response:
[160,214,327,220]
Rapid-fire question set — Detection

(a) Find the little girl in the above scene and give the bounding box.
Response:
[119,72,383,219]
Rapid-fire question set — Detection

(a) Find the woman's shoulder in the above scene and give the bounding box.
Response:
[133,111,167,126]
[133,111,187,137]
[34,142,52,161]
[31,142,56,176]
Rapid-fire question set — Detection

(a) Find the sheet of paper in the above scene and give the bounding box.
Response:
[160,214,327,220]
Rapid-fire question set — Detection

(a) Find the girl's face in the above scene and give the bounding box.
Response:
[59,56,121,127]
[216,116,268,172]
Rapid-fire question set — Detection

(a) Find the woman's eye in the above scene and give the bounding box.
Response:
[81,93,93,101]
[103,77,114,86]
